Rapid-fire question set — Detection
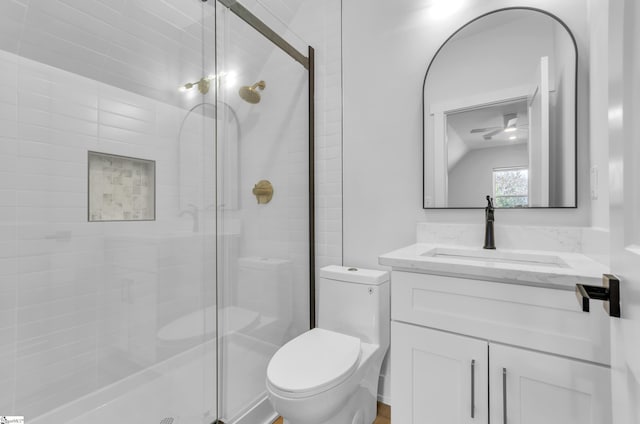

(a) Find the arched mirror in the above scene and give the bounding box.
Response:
[423,8,577,209]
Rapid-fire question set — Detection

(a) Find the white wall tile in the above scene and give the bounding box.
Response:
[0,0,341,418]
[0,44,220,417]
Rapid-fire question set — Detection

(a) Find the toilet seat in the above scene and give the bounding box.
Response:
[267,328,361,398]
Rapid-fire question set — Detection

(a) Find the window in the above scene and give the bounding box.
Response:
[493,167,528,207]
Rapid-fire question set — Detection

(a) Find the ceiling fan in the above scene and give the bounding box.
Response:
[470,113,527,140]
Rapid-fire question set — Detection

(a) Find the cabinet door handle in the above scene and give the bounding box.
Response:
[470,359,475,418]
[502,367,508,424]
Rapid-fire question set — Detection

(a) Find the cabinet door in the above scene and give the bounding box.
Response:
[392,322,488,423]
[489,343,611,424]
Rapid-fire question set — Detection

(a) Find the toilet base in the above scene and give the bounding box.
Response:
[280,386,376,424]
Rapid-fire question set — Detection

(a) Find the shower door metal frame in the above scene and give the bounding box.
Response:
[217,0,311,70]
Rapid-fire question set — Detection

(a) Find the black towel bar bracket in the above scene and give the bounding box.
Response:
[575,274,620,318]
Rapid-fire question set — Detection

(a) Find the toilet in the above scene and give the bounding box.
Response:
[157,257,291,354]
[265,265,390,424]
[236,257,292,344]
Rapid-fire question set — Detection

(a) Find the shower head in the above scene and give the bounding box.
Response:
[179,76,212,94]
[238,80,266,104]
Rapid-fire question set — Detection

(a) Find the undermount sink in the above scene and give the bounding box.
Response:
[421,247,569,268]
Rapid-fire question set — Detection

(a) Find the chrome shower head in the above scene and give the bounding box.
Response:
[238,80,266,104]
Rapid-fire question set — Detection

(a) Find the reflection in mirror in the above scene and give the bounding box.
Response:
[423,8,577,208]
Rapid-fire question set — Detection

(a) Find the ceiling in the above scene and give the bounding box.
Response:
[0,0,305,107]
[447,98,529,150]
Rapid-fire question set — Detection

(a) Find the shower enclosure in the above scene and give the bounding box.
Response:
[0,1,314,423]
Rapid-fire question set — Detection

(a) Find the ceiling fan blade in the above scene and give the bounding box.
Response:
[482,129,502,138]
[470,127,501,133]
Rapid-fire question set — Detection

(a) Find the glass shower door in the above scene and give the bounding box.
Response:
[216,4,312,422]
[0,0,219,422]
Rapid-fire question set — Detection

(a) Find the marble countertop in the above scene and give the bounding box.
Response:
[379,243,609,290]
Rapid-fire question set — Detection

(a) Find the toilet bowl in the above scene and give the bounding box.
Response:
[157,305,259,344]
[266,266,390,424]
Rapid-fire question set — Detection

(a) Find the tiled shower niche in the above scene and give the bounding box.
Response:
[88,151,156,221]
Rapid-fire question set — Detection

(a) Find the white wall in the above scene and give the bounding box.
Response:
[344,0,591,272]
[343,0,593,404]
[588,0,610,230]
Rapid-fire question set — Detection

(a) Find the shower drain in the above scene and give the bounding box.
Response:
[159,418,174,424]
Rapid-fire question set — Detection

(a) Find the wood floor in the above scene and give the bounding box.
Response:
[374,401,391,424]
[272,402,390,424]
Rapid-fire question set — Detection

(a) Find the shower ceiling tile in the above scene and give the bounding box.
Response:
[23,0,114,55]
[99,83,157,110]
[19,28,108,70]
[0,0,29,53]
[18,41,106,86]
[1,0,216,108]
[122,1,193,45]
[57,0,126,28]
[258,0,297,25]
[137,0,201,31]
[108,44,170,79]
[112,19,174,56]
[99,69,170,105]
[0,21,25,55]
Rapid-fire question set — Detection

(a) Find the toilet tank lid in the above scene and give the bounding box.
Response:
[238,257,290,269]
[320,265,389,285]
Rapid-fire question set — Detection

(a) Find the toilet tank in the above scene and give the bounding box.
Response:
[317,266,390,347]
[237,257,292,324]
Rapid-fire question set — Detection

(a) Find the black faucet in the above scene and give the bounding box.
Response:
[483,195,496,250]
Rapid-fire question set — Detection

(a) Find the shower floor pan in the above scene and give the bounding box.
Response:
[30,333,278,424]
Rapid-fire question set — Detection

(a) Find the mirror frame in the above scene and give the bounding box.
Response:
[422,7,579,209]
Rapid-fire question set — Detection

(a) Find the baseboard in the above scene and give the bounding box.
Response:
[231,395,277,424]
[377,374,391,405]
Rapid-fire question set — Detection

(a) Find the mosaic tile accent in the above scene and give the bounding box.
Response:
[88,152,155,221]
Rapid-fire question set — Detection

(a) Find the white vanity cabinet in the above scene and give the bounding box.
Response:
[392,322,489,423]
[489,344,610,424]
[390,270,611,424]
